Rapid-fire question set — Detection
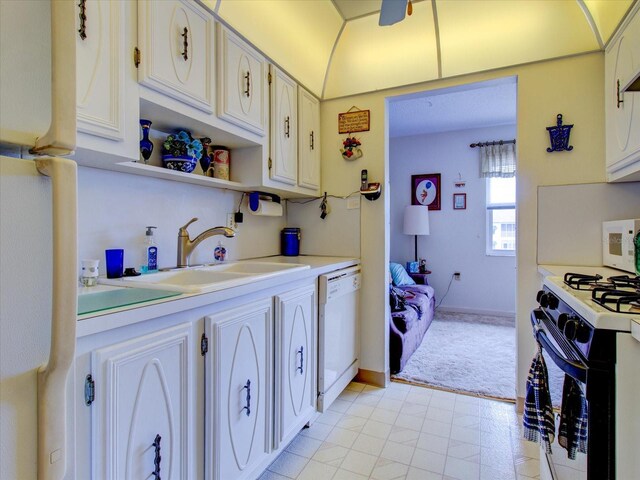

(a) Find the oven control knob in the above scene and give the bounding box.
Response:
[557,313,570,330]
[564,319,581,341]
[575,323,591,343]
[536,290,545,303]
[546,293,559,310]
[538,292,549,308]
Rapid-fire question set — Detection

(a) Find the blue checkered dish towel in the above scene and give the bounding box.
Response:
[523,348,555,453]
[558,375,588,459]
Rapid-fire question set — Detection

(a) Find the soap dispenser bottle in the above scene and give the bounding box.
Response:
[143,226,158,272]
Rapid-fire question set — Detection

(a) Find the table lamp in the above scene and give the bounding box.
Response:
[403,205,430,262]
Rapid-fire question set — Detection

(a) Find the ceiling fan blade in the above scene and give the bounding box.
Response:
[379,0,407,26]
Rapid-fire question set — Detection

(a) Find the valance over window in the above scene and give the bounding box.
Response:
[480,143,516,178]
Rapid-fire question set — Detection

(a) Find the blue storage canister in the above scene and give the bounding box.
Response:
[281,228,301,256]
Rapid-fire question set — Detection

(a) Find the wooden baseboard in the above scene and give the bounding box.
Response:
[355,368,389,387]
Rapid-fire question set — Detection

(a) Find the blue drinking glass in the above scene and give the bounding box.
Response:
[105,249,124,279]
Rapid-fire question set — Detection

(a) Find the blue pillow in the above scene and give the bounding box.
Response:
[389,263,416,286]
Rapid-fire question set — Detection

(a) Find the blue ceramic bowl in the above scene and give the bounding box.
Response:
[162,155,197,173]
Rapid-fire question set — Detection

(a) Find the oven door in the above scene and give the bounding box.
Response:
[531,309,589,480]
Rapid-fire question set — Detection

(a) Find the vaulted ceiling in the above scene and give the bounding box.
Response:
[205,0,635,100]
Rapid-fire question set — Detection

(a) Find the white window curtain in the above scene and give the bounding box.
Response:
[479,143,516,178]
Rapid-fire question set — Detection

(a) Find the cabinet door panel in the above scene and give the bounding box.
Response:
[298,87,321,191]
[217,26,267,135]
[76,0,125,140]
[275,285,316,449]
[605,6,640,178]
[270,67,298,186]
[91,323,194,480]
[207,299,272,480]
[138,0,213,112]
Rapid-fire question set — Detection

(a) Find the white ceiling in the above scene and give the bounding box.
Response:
[332,0,384,20]
[388,78,517,138]
[213,0,635,99]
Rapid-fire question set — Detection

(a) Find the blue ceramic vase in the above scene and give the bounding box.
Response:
[139,119,154,164]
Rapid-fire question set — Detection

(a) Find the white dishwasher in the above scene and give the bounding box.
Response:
[317,265,361,412]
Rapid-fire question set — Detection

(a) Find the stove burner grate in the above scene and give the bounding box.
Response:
[564,272,605,290]
[592,287,640,313]
[608,275,640,290]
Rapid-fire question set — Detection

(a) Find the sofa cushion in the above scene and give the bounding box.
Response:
[400,283,435,300]
[390,263,416,286]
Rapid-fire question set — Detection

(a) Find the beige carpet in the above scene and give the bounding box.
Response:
[392,311,517,400]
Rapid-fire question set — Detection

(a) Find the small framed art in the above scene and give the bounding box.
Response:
[453,193,466,210]
[411,173,441,210]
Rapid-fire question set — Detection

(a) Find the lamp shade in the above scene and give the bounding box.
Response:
[403,205,430,236]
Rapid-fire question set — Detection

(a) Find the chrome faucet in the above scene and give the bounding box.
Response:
[176,217,235,267]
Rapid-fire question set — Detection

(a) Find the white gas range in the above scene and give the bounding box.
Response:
[543,273,640,331]
[533,269,640,480]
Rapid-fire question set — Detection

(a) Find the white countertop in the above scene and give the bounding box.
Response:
[76,255,359,338]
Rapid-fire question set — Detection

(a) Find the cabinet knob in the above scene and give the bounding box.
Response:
[297,346,304,374]
[181,27,189,61]
[244,72,251,97]
[242,379,251,417]
[77,0,87,40]
[151,434,162,479]
[617,79,624,108]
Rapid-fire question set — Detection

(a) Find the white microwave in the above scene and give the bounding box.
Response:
[602,219,639,274]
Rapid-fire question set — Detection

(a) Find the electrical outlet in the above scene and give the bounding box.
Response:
[347,196,361,210]
[454,272,461,280]
[226,213,236,229]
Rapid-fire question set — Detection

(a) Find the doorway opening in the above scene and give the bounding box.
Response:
[386,76,518,401]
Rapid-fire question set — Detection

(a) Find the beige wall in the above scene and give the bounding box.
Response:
[320,52,605,394]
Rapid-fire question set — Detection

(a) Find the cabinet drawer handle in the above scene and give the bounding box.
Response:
[310,131,314,150]
[297,346,304,374]
[181,27,189,61]
[617,79,624,108]
[242,379,251,417]
[284,116,290,138]
[152,434,162,479]
[78,0,87,40]
[244,72,251,97]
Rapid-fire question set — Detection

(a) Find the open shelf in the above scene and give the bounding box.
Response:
[115,161,248,192]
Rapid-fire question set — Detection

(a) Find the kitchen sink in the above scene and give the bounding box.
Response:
[99,260,310,293]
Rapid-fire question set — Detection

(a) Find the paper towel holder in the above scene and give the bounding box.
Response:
[249,191,281,212]
[360,183,381,201]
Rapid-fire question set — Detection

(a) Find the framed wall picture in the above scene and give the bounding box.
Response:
[453,193,467,210]
[411,173,441,210]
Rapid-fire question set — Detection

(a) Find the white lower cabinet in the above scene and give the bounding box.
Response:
[205,284,318,479]
[206,298,274,480]
[274,285,317,450]
[90,322,195,480]
[78,282,319,480]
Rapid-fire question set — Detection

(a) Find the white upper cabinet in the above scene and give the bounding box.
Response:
[274,285,317,450]
[75,0,139,159]
[605,4,640,182]
[91,323,195,480]
[137,0,214,113]
[217,25,268,136]
[270,65,298,186]
[297,87,321,192]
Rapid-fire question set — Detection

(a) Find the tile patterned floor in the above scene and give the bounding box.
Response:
[260,381,541,480]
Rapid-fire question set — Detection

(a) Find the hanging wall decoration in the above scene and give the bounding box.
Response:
[341,135,363,160]
[546,114,574,152]
[411,173,441,210]
[338,106,370,134]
